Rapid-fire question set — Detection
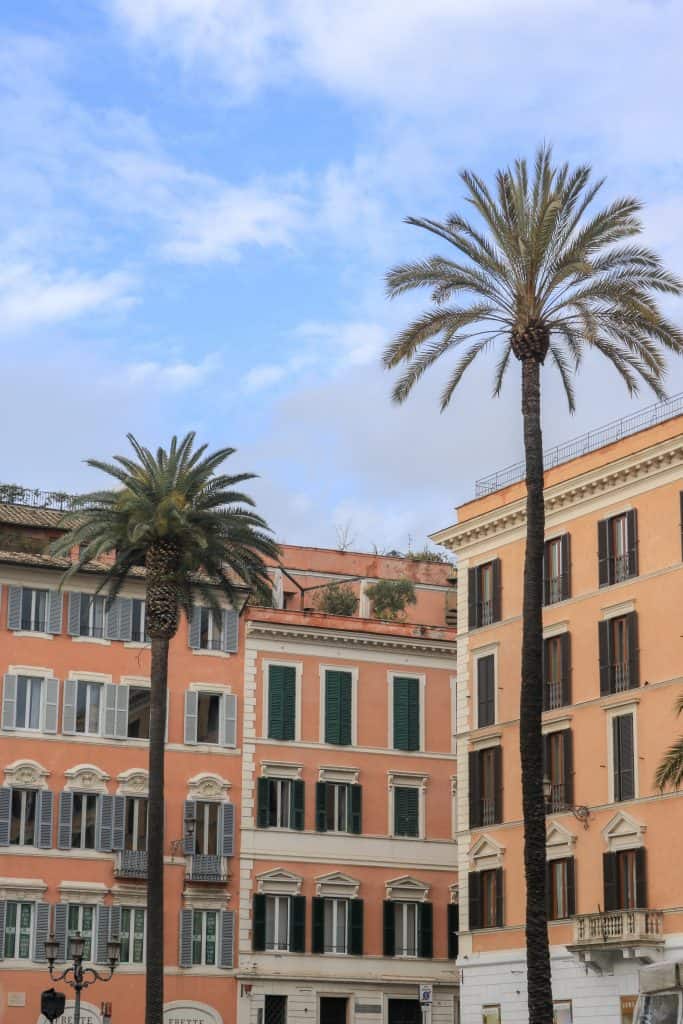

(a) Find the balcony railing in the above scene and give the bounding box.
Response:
[545,784,567,814]
[114,850,147,879]
[613,553,636,583]
[482,799,496,826]
[544,577,564,605]
[613,663,631,692]
[545,679,563,711]
[186,854,228,883]
[573,910,664,947]
[479,600,494,627]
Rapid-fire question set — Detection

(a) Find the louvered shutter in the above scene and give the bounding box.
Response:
[599,620,612,696]
[268,665,296,740]
[325,672,340,744]
[493,746,503,824]
[32,902,50,962]
[47,590,62,634]
[103,684,118,738]
[561,533,571,599]
[1,674,17,730]
[626,509,639,577]
[635,848,648,908]
[118,597,133,641]
[290,895,305,952]
[417,902,433,958]
[394,787,419,837]
[183,800,197,855]
[179,909,193,966]
[42,678,59,734]
[95,906,111,964]
[603,853,618,911]
[315,782,327,832]
[256,778,270,828]
[447,903,459,959]
[109,906,122,942]
[105,598,120,640]
[545,861,552,918]
[291,779,305,830]
[57,792,73,850]
[563,730,574,807]
[566,858,576,917]
[469,751,482,828]
[477,656,495,728]
[68,592,82,636]
[614,715,635,801]
[627,612,640,689]
[382,900,395,956]
[115,686,129,739]
[598,519,611,586]
[312,897,325,953]
[393,676,419,751]
[221,693,237,748]
[62,679,77,735]
[491,558,502,622]
[252,894,266,951]
[0,901,5,959]
[188,607,201,649]
[468,567,479,629]
[219,803,234,858]
[7,586,22,630]
[0,788,10,846]
[349,899,363,955]
[112,796,125,851]
[184,691,198,745]
[495,869,504,927]
[560,633,572,707]
[219,910,235,968]
[221,609,239,653]
[37,790,53,849]
[97,795,114,852]
[349,784,362,835]
[54,903,68,961]
[468,873,481,930]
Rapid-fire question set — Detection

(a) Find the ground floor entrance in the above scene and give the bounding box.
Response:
[265,995,287,1024]
[320,997,348,1024]
[387,999,422,1024]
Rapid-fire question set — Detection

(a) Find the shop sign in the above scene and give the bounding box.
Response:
[39,1001,101,1024]
[163,1001,223,1024]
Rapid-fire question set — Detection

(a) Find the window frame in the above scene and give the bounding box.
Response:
[74,679,103,735]
[130,599,148,644]
[324,782,349,833]
[14,675,43,731]
[124,795,148,852]
[20,587,49,633]
[196,691,222,745]
[79,594,107,639]
[548,858,571,920]
[193,800,220,856]
[198,607,223,652]
[10,789,37,846]
[126,686,151,740]
[268,777,293,829]
[393,900,418,958]
[265,894,291,952]
[3,900,33,959]
[191,908,218,966]
[118,906,146,965]
[608,707,638,803]
[67,904,95,961]
[71,791,98,851]
[475,651,496,729]
[322,897,349,955]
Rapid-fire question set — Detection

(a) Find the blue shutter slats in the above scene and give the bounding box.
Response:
[47,590,62,634]
[57,792,73,850]
[222,609,239,653]
[33,902,50,962]
[220,802,235,858]
[42,678,59,734]
[221,693,237,748]
[0,788,11,846]
[112,796,125,851]
[1,674,17,731]
[54,903,68,961]
[95,906,111,964]
[7,586,22,631]
[219,910,235,968]
[179,909,193,967]
[62,680,77,735]
[188,607,201,650]
[184,691,198,745]
[67,592,82,636]
[37,790,53,849]
[97,795,114,852]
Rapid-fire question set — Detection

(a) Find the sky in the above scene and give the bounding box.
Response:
[2,1,683,552]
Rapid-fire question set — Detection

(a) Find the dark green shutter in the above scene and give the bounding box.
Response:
[561,533,571,599]
[626,509,639,577]
[635,848,647,908]
[493,746,503,824]
[598,519,611,586]
[563,730,574,807]
[290,779,305,830]
[545,861,552,918]
[290,895,305,952]
[393,677,419,751]
[394,787,419,837]
[382,900,395,956]
[613,715,635,801]
[561,632,572,706]
[491,558,502,622]
[566,857,576,917]
[252,894,266,951]
[349,784,362,834]
[468,873,481,930]
[349,899,363,955]
[418,902,433,958]
[603,852,618,911]
[477,655,495,728]
[599,620,612,696]
[257,777,270,828]
[627,612,640,689]
[469,751,482,828]
[268,665,296,740]
[315,782,327,832]
[495,868,504,927]
[324,671,352,745]
[468,568,478,629]
[447,903,459,959]
[311,897,325,953]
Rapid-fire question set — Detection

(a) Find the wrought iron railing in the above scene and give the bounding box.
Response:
[613,663,631,693]
[573,909,663,946]
[114,850,148,879]
[482,799,496,826]
[544,679,563,711]
[186,854,228,883]
[475,392,683,497]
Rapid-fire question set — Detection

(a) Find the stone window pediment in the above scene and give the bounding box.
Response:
[187,772,231,800]
[64,764,110,794]
[385,875,430,902]
[318,766,360,785]
[260,761,303,780]
[602,810,646,852]
[315,872,360,899]
[116,769,149,797]
[58,882,108,905]
[387,771,428,791]
[0,877,48,901]
[4,759,50,790]
[546,820,577,861]
[256,869,303,896]
[470,834,505,870]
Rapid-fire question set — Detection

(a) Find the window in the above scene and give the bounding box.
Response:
[544,634,570,710]
[599,613,639,695]
[3,902,32,959]
[79,595,106,638]
[315,781,361,834]
[544,535,570,605]
[184,690,237,748]
[543,730,573,813]
[612,713,635,802]
[469,868,503,929]
[392,676,420,751]
[476,655,495,728]
[468,559,501,629]
[127,688,151,739]
[197,692,220,744]
[546,858,575,920]
[189,606,238,654]
[324,670,352,745]
[14,676,43,730]
[191,909,217,965]
[323,898,348,954]
[265,895,290,951]
[383,898,432,958]
[124,797,147,851]
[252,892,304,953]
[258,777,306,830]
[469,747,502,827]
[75,680,102,734]
[393,901,418,956]
[618,851,637,910]
[193,801,220,855]
[67,905,95,960]
[20,588,48,632]
[604,848,647,911]
[199,608,222,651]
[10,789,36,846]
[71,793,97,850]
[598,510,638,586]
[393,786,419,838]
[267,665,296,741]
[130,599,148,643]
[118,907,145,965]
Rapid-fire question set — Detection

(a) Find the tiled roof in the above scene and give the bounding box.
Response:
[0,503,65,528]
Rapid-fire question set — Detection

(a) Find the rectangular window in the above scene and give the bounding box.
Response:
[124,797,148,852]
[544,635,569,710]
[119,907,145,965]
[67,904,95,961]
[265,895,290,951]
[477,655,495,728]
[325,782,349,832]
[480,869,501,929]
[75,680,102,735]
[468,560,501,629]
[544,730,572,813]
[394,786,420,838]
[191,909,217,965]
[15,676,43,730]
[393,676,420,751]
[267,778,293,828]
[3,901,32,959]
[613,714,635,802]
[196,692,221,744]
[71,793,97,850]
[79,595,106,638]
[20,588,48,632]
[544,535,570,605]
[548,859,573,920]
[393,901,418,957]
[323,898,348,954]
[599,614,639,695]
[469,747,502,828]
[268,665,296,741]
[617,850,638,910]
[598,511,638,586]
[127,687,151,739]
[199,608,222,651]
[130,599,148,643]
[194,801,219,855]
[481,748,498,826]
[10,789,36,846]
[324,670,352,745]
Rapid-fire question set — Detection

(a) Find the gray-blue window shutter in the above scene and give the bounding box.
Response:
[188,607,201,649]
[97,795,114,852]
[54,903,68,961]
[0,902,5,959]
[184,691,198,745]
[1,674,17,730]
[220,803,235,857]
[222,609,239,653]
[179,909,193,967]
[183,800,197,855]
[95,906,111,963]
[221,693,237,748]
[219,910,235,968]
[103,684,117,738]
[62,679,77,735]
[109,905,122,940]
[33,902,51,962]
[118,598,133,641]
[7,586,22,631]
[68,592,82,636]
[37,790,53,849]
[0,787,11,845]
[112,796,125,851]
[105,598,120,640]
[57,792,73,849]
[42,678,59,734]
[47,590,63,634]
[116,685,129,740]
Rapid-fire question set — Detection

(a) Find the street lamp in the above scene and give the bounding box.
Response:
[45,930,120,1024]
[542,775,590,829]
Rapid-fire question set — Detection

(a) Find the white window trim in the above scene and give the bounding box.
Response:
[4,759,50,790]
[264,893,290,953]
[606,704,639,804]
[315,872,360,899]
[187,772,231,801]
[602,810,647,852]
[64,764,111,794]
[8,664,53,678]
[68,670,112,684]
[182,888,229,911]
[384,875,430,902]
[601,599,636,621]
[387,671,426,752]
[189,682,233,695]
[542,715,573,736]
[0,878,47,902]
[393,899,419,959]
[387,773,428,840]
[111,884,148,908]
[470,732,503,751]
[262,660,303,741]
[542,620,570,640]
[260,761,302,780]
[546,820,577,861]
[470,834,505,871]
[472,644,498,730]
[318,664,359,745]
[256,869,303,896]
[318,766,360,785]
[58,882,108,905]
[121,676,151,688]
[116,905,147,966]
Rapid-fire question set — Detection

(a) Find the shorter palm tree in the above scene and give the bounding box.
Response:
[52,433,279,1024]
[656,696,683,790]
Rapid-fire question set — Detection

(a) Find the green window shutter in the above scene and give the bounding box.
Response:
[349,899,364,955]
[315,782,327,832]
[447,903,459,959]
[349,784,362,835]
[311,897,325,954]
[417,902,433,959]
[290,779,305,830]
[252,894,266,951]
[290,895,306,953]
[382,900,395,957]
[268,665,296,740]
[394,786,419,837]
[495,869,504,927]
[257,778,270,828]
[393,677,419,751]
[324,671,352,745]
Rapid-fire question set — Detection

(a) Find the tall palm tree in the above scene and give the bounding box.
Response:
[52,433,279,1024]
[382,146,683,1024]
[656,696,683,790]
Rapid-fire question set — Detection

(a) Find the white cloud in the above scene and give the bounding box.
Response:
[0,263,136,333]
[242,363,287,393]
[294,320,388,369]
[124,353,221,391]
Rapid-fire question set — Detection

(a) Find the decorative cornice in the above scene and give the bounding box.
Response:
[0,877,47,901]
[64,764,110,794]
[384,875,430,901]
[59,881,108,905]
[116,768,149,797]
[256,869,303,895]
[247,620,455,657]
[187,772,231,800]
[4,759,50,790]
[315,872,361,899]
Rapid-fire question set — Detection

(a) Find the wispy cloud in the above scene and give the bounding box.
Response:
[0,263,136,333]
[124,353,222,391]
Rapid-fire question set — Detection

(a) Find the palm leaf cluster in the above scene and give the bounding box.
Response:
[383,146,683,407]
[656,696,683,791]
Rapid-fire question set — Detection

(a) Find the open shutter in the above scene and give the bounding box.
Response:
[383,901,395,956]
[109,906,122,943]
[393,677,419,751]
[37,790,53,849]
[467,567,478,629]
[118,597,133,641]
[468,873,481,930]
[42,678,59,734]
[598,620,612,696]
[183,800,197,855]
[560,633,572,707]
[635,848,648,908]
[221,693,237,748]
[469,751,482,828]
[221,609,239,653]
[349,899,363,955]
[493,746,503,824]
[561,533,571,599]
[1,674,17,730]
[62,679,77,735]
[257,778,269,828]
[252,894,266,951]
[324,671,340,744]
[603,852,618,911]
[115,685,129,740]
[447,903,459,959]
[105,598,120,640]
[112,795,125,851]
[179,908,193,967]
[598,519,610,586]
[7,586,22,630]
[566,858,576,917]
[563,730,574,807]
[495,869,504,927]
[477,656,495,728]
[291,779,305,830]
[188,607,201,649]
[418,901,433,958]
[219,910,235,968]
[103,684,117,738]
[68,592,82,636]
[626,509,639,577]
[57,792,73,850]
[349,784,362,835]
[627,612,640,689]
[491,558,502,622]
[614,715,635,801]
[54,904,68,961]
[0,788,10,846]
[219,803,234,858]
[184,691,198,745]
[312,897,325,953]
[97,794,114,852]
[33,902,50,962]
[0,902,5,959]
[47,590,62,634]
[94,906,111,964]
[290,895,305,953]
[315,782,327,832]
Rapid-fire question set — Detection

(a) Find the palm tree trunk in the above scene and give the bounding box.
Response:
[520,358,553,1024]
[146,635,169,1024]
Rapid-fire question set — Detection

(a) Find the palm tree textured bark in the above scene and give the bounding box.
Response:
[146,633,169,1024]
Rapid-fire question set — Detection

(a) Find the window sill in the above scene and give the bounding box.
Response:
[72,636,111,646]
[191,648,235,659]
[12,631,53,640]
[124,641,151,649]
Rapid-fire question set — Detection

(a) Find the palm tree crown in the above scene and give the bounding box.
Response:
[383,146,683,406]
[656,696,683,791]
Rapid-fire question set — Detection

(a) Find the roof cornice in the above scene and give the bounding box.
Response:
[246,619,455,657]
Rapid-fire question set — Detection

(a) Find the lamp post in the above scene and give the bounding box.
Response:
[542,775,590,829]
[44,931,120,1024]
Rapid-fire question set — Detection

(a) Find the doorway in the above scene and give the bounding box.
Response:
[265,995,287,1024]
[320,997,348,1024]
[388,999,422,1024]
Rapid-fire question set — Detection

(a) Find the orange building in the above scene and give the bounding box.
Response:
[432,396,683,1024]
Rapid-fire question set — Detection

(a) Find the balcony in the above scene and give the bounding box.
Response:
[544,679,563,711]
[185,854,229,884]
[114,850,147,879]
[545,784,567,815]
[570,910,664,971]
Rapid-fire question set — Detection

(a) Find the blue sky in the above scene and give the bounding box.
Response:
[2,1,683,550]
